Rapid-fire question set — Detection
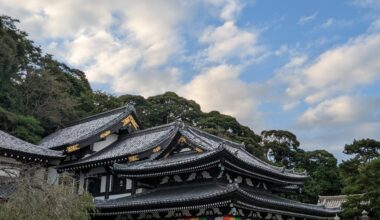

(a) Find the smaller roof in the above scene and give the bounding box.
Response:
[318,195,347,209]
[57,122,178,169]
[39,105,138,149]
[0,131,63,159]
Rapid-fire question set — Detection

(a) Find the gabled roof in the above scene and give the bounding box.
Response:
[59,121,307,183]
[95,181,339,219]
[183,126,307,178]
[39,105,139,150]
[57,122,179,170]
[0,130,63,160]
[110,124,307,184]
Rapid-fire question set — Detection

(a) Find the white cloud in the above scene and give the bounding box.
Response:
[112,68,183,97]
[284,54,308,68]
[351,0,380,9]
[297,96,380,128]
[200,21,260,63]
[66,31,117,66]
[120,1,187,68]
[298,12,318,26]
[205,0,245,21]
[286,33,380,104]
[0,0,114,39]
[321,18,334,28]
[220,0,244,21]
[369,19,380,32]
[320,18,352,29]
[180,65,262,127]
[0,0,262,110]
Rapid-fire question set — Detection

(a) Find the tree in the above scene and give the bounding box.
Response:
[0,166,95,220]
[0,107,43,143]
[0,15,102,139]
[20,70,78,131]
[343,139,380,163]
[340,139,380,218]
[341,158,380,218]
[296,150,342,203]
[261,130,300,167]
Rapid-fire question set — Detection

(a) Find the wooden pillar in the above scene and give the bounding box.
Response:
[105,174,110,200]
[132,179,137,195]
[85,177,89,192]
[78,172,85,195]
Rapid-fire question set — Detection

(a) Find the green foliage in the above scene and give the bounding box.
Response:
[0,107,43,143]
[0,16,101,139]
[90,91,123,114]
[0,167,95,220]
[340,139,380,218]
[341,158,380,218]
[343,138,380,163]
[296,150,342,203]
[261,130,300,167]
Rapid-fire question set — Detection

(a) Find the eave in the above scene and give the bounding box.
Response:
[94,181,339,219]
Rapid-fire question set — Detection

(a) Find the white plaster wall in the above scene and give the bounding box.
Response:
[93,134,118,152]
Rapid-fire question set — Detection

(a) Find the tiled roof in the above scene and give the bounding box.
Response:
[39,105,134,149]
[112,125,307,182]
[0,131,63,159]
[183,126,307,178]
[113,150,218,171]
[318,195,347,209]
[60,120,307,182]
[96,181,339,218]
[58,122,178,169]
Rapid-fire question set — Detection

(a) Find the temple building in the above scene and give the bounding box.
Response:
[1,105,340,219]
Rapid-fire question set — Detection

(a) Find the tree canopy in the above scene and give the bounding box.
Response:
[340,139,380,218]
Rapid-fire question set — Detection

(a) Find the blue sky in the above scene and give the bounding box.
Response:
[1,0,380,160]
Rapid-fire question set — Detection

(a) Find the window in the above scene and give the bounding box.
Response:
[100,175,112,193]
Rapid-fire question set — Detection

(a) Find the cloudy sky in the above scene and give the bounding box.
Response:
[2,0,380,160]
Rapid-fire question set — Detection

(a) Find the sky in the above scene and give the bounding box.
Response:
[1,0,380,161]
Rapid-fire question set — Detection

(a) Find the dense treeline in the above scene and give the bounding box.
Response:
[1,16,379,218]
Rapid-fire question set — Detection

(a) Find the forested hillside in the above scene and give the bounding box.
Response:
[1,16,379,217]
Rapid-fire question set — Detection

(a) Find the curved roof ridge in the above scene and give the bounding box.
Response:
[39,106,135,149]
[185,125,245,149]
[65,105,131,127]
[182,125,306,177]
[124,121,178,138]
[112,150,220,171]
[236,185,340,213]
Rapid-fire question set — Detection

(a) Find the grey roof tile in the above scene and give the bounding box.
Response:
[59,122,178,168]
[96,181,339,216]
[0,131,63,158]
[39,106,131,149]
[183,126,307,178]
[113,151,217,171]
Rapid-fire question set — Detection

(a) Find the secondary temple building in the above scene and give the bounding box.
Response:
[0,105,340,219]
